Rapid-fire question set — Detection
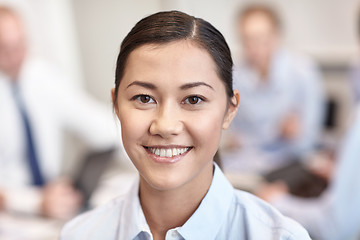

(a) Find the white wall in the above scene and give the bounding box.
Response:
[71,0,163,102]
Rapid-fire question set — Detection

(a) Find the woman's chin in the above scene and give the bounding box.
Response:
[140,172,190,192]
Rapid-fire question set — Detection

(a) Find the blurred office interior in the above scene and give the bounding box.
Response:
[0,0,359,239]
[4,0,358,152]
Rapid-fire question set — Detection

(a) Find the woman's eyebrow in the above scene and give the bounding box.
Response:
[126,81,156,89]
[180,82,214,91]
[126,81,214,91]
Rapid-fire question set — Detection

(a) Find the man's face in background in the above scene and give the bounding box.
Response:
[239,11,279,72]
[0,12,26,79]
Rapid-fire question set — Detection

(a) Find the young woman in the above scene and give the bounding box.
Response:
[61,11,310,240]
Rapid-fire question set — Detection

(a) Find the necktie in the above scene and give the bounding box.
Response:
[12,83,45,186]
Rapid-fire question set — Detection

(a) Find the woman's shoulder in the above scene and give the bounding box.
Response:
[229,189,311,239]
[60,196,126,240]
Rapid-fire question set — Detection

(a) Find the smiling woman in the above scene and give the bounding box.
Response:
[60,10,311,240]
[116,41,231,196]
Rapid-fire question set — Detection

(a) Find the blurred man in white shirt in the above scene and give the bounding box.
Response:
[0,6,118,219]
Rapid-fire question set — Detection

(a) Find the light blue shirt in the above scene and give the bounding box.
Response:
[349,61,360,104]
[223,49,324,174]
[60,164,310,240]
[271,107,360,240]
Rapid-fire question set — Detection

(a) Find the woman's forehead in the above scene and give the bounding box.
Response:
[128,40,211,63]
[121,40,220,85]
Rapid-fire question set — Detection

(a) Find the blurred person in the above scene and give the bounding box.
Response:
[222,5,325,174]
[61,11,311,240]
[255,8,360,239]
[349,9,360,106]
[0,6,118,219]
[0,191,4,210]
[256,106,360,240]
[349,64,360,104]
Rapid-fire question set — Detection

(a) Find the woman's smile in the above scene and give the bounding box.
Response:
[144,145,193,163]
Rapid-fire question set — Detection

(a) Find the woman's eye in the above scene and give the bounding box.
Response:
[133,95,155,104]
[184,96,202,105]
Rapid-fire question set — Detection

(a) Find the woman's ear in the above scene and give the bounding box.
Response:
[111,88,120,119]
[222,89,240,130]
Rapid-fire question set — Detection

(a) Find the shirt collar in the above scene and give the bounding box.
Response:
[122,164,235,240]
[177,163,234,240]
[120,176,152,239]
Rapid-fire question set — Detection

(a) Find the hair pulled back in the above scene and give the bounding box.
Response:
[114,10,233,101]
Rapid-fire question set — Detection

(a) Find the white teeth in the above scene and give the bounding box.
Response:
[166,149,172,157]
[148,147,190,157]
[160,149,166,157]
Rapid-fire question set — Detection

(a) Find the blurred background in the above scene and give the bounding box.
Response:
[3,0,358,135]
[3,0,358,106]
[0,0,360,239]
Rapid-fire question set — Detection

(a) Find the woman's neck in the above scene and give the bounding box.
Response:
[139,162,213,240]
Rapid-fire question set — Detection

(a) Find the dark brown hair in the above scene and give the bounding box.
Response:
[114,10,233,102]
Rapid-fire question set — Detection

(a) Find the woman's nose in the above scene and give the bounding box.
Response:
[149,103,183,138]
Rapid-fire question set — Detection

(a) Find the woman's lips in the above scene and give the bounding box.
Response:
[144,146,192,163]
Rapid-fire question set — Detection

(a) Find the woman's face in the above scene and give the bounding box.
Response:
[113,40,238,191]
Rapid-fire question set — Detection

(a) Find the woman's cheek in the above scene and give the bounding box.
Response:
[187,110,223,146]
[120,108,149,143]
